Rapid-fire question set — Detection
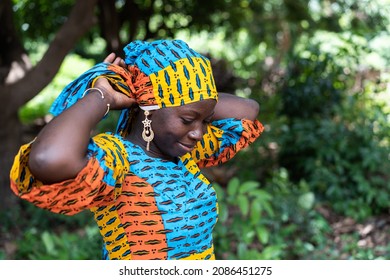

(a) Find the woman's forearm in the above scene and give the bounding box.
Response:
[213,92,259,121]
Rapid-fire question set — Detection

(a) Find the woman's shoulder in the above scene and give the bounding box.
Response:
[90,132,146,161]
[90,132,131,158]
[92,132,127,146]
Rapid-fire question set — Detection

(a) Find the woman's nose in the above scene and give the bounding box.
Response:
[188,126,203,141]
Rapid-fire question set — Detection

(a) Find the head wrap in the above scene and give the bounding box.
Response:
[50,39,218,136]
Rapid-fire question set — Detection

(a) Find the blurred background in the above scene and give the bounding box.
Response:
[0,0,389,260]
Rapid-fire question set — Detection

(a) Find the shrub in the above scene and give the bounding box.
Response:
[277,41,390,221]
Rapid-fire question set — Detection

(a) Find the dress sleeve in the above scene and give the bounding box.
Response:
[9,134,128,215]
[189,118,264,168]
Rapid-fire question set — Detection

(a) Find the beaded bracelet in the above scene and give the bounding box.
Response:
[81,88,110,117]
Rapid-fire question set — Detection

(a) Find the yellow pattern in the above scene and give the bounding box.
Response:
[90,135,132,259]
[180,246,215,260]
[92,205,132,259]
[192,125,224,161]
[10,142,43,194]
[93,134,130,199]
[150,57,217,108]
[179,124,223,184]
[179,153,210,185]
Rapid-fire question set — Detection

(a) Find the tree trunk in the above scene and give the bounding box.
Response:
[0,0,99,212]
[98,0,122,55]
[0,0,31,211]
[0,89,22,209]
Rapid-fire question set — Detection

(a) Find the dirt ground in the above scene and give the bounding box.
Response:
[316,205,390,259]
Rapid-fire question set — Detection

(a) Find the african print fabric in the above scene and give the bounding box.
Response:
[10,39,264,259]
[10,118,264,260]
[49,39,218,136]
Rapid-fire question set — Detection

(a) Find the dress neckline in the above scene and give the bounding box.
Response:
[110,132,184,166]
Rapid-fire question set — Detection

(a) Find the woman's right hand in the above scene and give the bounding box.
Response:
[93,77,136,110]
[93,53,137,110]
[104,52,126,67]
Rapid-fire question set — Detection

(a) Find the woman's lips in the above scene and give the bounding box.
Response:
[178,142,195,153]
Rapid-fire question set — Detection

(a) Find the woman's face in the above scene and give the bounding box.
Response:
[149,99,217,159]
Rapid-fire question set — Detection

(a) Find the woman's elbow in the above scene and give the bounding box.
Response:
[28,149,60,182]
[246,99,260,121]
[28,148,84,184]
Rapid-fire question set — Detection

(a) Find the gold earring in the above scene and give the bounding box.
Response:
[142,110,154,151]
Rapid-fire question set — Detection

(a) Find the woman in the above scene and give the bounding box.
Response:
[10,39,263,260]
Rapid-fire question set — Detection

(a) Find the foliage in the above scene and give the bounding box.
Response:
[12,0,75,48]
[14,226,101,260]
[213,172,323,260]
[280,52,344,119]
[13,0,390,60]
[4,0,390,261]
[1,201,101,260]
[213,172,390,260]
[276,34,390,221]
[288,97,389,220]
[213,177,275,259]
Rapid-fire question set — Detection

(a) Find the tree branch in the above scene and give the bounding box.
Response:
[8,0,99,110]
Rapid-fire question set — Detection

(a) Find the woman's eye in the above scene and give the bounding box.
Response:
[181,118,194,124]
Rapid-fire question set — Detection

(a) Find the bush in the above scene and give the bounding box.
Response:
[213,170,390,260]
[1,201,102,260]
[277,41,390,221]
[213,171,331,260]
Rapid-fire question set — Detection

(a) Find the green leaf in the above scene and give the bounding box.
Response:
[237,242,248,260]
[237,194,250,216]
[238,181,260,194]
[243,230,256,244]
[256,226,269,244]
[250,198,262,224]
[260,245,284,260]
[227,177,240,197]
[41,231,55,254]
[249,189,273,201]
[262,201,275,217]
[298,192,315,210]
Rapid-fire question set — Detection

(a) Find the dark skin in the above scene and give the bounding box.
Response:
[28,53,260,184]
[128,99,217,161]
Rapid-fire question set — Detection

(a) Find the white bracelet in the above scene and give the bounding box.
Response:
[82,88,110,117]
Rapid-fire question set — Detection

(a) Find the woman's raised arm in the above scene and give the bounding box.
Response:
[28,54,135,184]
[213,92,259,121]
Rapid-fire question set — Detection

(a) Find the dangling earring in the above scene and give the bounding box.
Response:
[142,110,154,151]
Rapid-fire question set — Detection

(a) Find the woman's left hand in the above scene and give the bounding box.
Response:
[104,52,126,67]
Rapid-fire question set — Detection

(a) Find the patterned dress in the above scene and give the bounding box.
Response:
[10,117,263,260]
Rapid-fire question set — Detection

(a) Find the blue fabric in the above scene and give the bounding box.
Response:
[49,63,118,116]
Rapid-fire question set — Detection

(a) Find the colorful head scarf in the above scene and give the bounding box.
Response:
[50,39,218,136]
